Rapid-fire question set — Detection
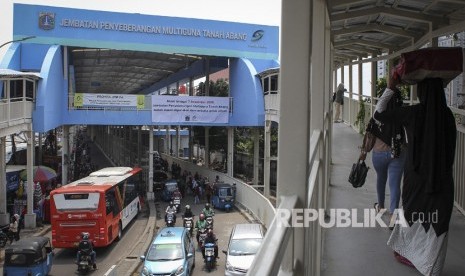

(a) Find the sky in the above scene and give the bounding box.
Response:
[0,0,282,60]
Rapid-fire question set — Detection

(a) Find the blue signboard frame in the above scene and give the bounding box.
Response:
[13,4,279,60]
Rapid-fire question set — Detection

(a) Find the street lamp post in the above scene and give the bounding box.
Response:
[0,36,36,49]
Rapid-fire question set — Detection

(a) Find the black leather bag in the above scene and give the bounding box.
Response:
[348,159,369,188]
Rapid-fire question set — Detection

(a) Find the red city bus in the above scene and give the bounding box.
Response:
[50,167,143,248]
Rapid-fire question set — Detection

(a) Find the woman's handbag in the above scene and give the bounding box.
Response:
[348,158,369,188]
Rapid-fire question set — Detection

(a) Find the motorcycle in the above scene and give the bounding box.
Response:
[173,196,181,213]
[77,251,96,274]
[0,225,9,248]
[197,228,207,249]
[184,217,194,237]
[166,212,175,227]
[0,225,15,247]
[203,242,216,272]
[205,216,214,230]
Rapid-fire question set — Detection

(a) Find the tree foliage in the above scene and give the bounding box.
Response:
[376,77,410,100]
[196,78,229,97]
[192,78,230,151]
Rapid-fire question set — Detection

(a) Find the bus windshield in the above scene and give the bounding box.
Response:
[53,193,100,211]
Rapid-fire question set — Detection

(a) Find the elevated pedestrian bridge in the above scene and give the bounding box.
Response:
[2,2,465,275]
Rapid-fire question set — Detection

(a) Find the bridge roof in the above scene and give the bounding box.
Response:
[328,0,465,66]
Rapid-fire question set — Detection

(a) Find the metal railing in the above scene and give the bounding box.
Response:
[453,123,465,214]
[0,97,34,130]
[248,130,325,276]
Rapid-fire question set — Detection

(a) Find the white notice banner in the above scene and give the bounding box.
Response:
[76,93,141,108]
[151,96,230,124]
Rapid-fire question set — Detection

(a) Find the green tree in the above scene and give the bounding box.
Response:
[195,78,229,96]
[376,77,410,100]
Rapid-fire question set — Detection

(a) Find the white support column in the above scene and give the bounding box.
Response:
[137,126,141,166]
[371,55,377,115]
[176,126,180,158]
[333,70,337,92]
[205,127,210,167]
[264,121,271,197]
[310,0,326,134]
[278,0,312,274]
[148,125,154,200]
[310,3,329,274]
[253,128,260,186]
[227,127,234,177]
[189,126,193,162]
[0,137,9,225]
[340,65,344,85]
[62,125,69,186]
[348,64,353,125]
[38,133,43,165]
[25,130,36,228]
[165,125,170,154]
[204,57,211,168]
[358,60,363,102]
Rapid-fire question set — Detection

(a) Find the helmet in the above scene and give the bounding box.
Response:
[81,232,89,240]
[199,213,205,220]
[207,229,213,237]
[13,214,20,221]
[185,205,191,210]
[205,203,210,209]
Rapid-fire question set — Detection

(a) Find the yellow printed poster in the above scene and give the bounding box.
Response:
[137,95,145,109]
[74,93,83,107]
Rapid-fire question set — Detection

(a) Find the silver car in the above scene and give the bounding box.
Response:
[223,223,264,276]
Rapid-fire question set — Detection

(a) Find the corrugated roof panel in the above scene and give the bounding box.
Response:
[0,69,41,79]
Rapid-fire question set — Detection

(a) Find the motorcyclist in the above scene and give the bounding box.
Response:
[202,229,219,260]
[8,214,20,243]
[195,213,207,243]
[172,188,182,199]
[165,201,177,224]
[76,232,97,269]
[183,205,194,219]
[202,203,215,217]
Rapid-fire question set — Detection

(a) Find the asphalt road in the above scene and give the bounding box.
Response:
[47,206,149,276]
[136,191,250,276]
[0,191,250,276]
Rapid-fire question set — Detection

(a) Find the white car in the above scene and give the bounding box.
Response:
[223,223,264,276]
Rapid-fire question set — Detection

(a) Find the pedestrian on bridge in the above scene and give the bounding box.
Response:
[333,83,346,123]
[375,72,456,276]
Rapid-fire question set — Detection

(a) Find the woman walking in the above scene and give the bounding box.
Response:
[370,87,407,223]
[374,75,456,275]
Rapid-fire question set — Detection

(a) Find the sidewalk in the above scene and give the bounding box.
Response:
[322,122,465,275]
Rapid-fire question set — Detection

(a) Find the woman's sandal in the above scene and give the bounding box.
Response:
[374,203,381,213]
[394,251,415,268]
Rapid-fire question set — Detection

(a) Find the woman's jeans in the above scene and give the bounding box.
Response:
[372,150,406,213]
